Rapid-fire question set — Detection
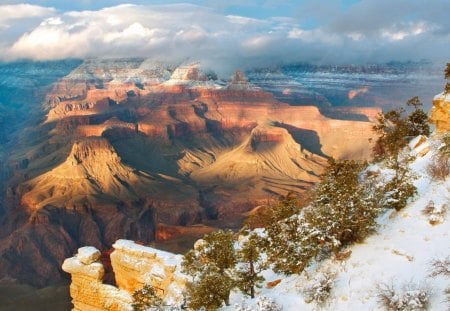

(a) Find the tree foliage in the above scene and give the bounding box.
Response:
[372,98,424,210]
[131,284,163,311]
[307,159,381,250]
[373,97,429,160]
[182,230,236,310]
[444,63,450,94]
[266,159,383,275]
[235,229,267,298]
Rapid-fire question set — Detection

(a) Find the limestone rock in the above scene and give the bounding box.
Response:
[430,92,450,133]
[111,239,187,305]
[77,246,101,265]
[62,246,133,311]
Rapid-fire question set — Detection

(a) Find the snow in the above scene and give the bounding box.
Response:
[113,239,182,266]
[221,135,450,311]
[433,92,450,102]
[62,257,104,279]
[77,246,101,265]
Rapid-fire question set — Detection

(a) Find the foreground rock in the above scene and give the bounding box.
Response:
[62,241,186,310]
[430,92,450,132]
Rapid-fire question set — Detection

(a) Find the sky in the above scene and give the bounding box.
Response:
[0,0,449,68]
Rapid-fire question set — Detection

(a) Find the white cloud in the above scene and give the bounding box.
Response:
[0,2,449,67]
[381,21,429,41]
[0,4,54,22]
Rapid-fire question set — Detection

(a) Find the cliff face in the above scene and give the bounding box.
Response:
[62,241,186,310]
[1,60,379,287]
[429,92,450,133]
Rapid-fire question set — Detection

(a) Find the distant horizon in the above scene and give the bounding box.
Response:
[0,1,449,68]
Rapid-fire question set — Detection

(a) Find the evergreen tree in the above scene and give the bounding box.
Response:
[372,108,409,161]
[445,63,450,94]
[372,99,423,210]
[266,160,383,275]
[406,96,430,137]
[235,229,267,298]
[244,192,301,229]
[131,284,163,311]
[182,230,236,309]
[306,159,381,251]
[186,265,233,311]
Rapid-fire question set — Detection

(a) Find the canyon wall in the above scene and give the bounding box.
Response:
[1,60,380,287]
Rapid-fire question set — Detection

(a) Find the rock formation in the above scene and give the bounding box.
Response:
[0,59,380,286]
[429,92,450,133]
[63,241,186,310]
[63,246,133,311]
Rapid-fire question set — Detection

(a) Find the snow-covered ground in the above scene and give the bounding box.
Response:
[224,135,449,311]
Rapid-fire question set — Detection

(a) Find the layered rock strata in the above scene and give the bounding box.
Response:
[430,92,450,133]
[63,241,186,310]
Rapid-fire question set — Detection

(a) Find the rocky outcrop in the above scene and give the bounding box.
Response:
[63,241,187,310]
[62,246,133,311]
[111,240,186,305]
[429,92,450,133]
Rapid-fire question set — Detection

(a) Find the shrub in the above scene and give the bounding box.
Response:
[186,265,233,311]
[266,159,382,275]
[182,230,236,309]
[427,156,450,181]
[233,296,282,311]
[244,193,302,229]
[132,284,163,311]
[422,201,447,225]
[376,281,430,311]
[429,257,450,303]
[383,170,417,211]
[302,271,336,304]
[308,159,382,249]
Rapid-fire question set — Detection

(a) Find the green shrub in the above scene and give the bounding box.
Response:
[131,284,163,311]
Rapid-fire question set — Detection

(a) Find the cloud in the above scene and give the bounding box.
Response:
[0,1,449,70]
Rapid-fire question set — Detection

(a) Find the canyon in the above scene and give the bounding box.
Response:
[0,59,426,289]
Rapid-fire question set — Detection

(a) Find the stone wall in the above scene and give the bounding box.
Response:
[63,240,187,310]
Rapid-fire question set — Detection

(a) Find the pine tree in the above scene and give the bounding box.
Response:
[131,284,163,311]
[445,63,450,94]
[372,100,422,210]
[406,96,430,137]
[182,230,236,309]
[266,210,319,275]
[235,230,267,298]
[186,265,233,311]
[266,159,384,275]
[307,159,381,251]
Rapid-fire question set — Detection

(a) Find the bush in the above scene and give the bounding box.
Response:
[182,230,236,309]
[244,193,302,229]
[266,159,383,275]
[186,265,233,311]
[429,257,450,303]
[383,171,417,211]
[302,271,336,304]
[376,281,430,311]
[422,201,447,225]
[132,284,163,311]
[234,296,282,311]
[427,156,450,181]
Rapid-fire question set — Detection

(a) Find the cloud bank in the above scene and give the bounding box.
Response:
[0,1,449,69]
